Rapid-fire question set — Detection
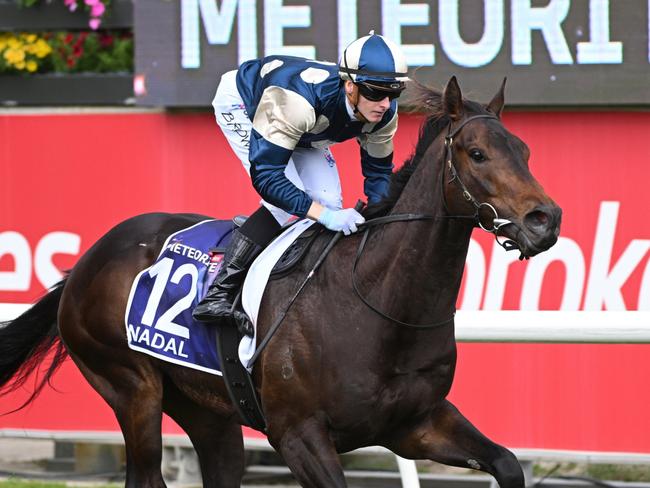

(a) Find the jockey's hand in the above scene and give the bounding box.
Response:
[317,207,365,235]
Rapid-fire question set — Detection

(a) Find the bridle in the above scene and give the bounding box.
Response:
[348,113,527,330]
[440,114,521,254]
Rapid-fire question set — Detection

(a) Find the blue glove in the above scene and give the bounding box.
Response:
[318,207,365,235]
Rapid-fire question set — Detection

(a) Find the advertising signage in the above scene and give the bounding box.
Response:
[135,0,650,107]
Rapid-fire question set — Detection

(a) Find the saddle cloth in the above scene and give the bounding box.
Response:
[125,218,315,374]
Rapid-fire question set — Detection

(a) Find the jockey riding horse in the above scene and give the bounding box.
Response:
[192,32,409,331]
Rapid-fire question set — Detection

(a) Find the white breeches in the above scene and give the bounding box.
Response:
[212,70,343,225]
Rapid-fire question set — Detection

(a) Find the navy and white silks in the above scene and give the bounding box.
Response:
[212,55,397,225]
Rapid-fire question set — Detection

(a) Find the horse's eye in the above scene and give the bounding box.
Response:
[469,149,486,162]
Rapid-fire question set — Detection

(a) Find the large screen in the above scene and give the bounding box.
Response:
[135,0,650,107]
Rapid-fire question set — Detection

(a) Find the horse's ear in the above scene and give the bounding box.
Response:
[486,77,507,118]
[443,76,464,121]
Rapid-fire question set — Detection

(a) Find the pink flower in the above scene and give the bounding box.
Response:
[91,2,105,17]
[64,0,78,11]
[84,0,99,5]
[89,18,101,30]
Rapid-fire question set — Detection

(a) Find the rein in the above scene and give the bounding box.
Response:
[249,113,526,365]
[248,212,432,366]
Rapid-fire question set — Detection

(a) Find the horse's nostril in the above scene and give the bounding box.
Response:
[524,210,550,232]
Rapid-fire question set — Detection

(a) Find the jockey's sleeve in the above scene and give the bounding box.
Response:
[358,110,397,203]
[248,86,317,218]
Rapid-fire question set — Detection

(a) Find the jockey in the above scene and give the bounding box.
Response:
[193,32,409,326]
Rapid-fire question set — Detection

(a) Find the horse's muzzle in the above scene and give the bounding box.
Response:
[519,204,562,255]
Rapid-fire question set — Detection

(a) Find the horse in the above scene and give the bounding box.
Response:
[0,76,561,488]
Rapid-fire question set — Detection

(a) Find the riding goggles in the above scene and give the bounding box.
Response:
[356,81,405,102]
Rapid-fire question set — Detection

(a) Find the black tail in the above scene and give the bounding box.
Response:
[0,278,69,412]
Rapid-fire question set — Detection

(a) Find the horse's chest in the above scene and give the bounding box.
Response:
[326,360,454,445]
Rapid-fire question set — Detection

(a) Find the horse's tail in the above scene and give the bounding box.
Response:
[0,278,69,412]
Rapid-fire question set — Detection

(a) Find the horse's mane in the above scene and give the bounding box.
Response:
[363,80,485,219]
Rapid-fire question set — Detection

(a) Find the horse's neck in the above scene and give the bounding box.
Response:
[374,141,474,321]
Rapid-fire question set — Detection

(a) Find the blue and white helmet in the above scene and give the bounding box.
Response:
[339,31,409,88]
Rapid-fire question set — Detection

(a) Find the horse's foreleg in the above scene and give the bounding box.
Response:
[386,400,524,488]
[162,383,245,488]
[271,417,347,488]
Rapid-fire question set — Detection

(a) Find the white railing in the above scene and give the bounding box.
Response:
[2,305,649,488]
[455,310,650,343]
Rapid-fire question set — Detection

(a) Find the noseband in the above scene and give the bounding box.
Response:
[441,114,522,255]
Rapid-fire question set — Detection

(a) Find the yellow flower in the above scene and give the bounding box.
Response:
[34,40,52,58]
[4,48,25,64]
[0,33,52,72]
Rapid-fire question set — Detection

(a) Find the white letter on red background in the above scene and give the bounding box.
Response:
[0,231,31,291]
[460,239,486,310]
[639,258,650,310]
[483,242,521,310]
[34,232,81,289]
[520,237,585,310]
[584,202,650,310]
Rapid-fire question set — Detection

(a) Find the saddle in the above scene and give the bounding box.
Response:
[270,223,325,279]
[232,215,326,280]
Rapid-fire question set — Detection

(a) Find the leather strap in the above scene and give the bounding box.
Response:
[351,225,455,329]
[215,317,267,432]
[248,211,433,367]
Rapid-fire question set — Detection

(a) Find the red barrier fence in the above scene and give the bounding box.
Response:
[1,109,648,454]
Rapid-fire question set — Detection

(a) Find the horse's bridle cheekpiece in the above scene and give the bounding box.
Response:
[442,114,524,257]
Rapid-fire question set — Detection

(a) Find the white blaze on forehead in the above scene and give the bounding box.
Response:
[253,86,315,151]
[300,67,330,84]
[260,59,284,78]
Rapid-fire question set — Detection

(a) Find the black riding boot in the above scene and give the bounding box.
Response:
[192,229,262,323]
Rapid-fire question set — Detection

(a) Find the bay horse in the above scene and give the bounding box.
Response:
[0,77,561,488]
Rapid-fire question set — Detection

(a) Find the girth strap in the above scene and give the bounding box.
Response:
[215,317,267,432]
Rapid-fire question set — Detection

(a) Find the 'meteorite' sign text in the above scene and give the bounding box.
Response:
[135,0,650,106]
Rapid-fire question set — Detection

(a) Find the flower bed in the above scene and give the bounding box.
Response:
[0,30,132,74]
[0,0,133,104]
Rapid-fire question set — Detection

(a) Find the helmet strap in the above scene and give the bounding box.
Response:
[345,83,369,123]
